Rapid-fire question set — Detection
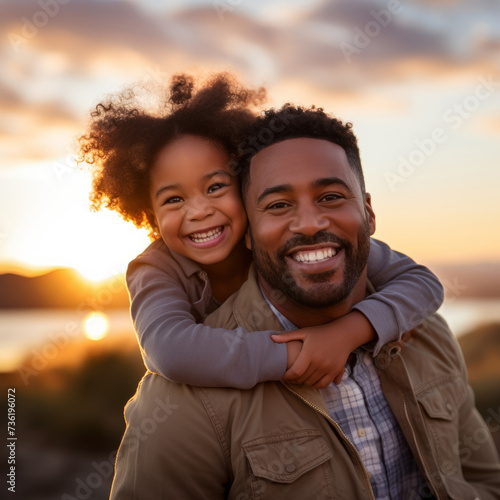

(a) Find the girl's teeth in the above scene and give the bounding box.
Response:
[190,227,223,243]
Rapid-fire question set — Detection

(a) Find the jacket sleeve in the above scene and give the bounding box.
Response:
[128,260,286,389]
[353,238,444,354]
[457,386,500,499]
[451,322,500,499]
[110,373,230,499]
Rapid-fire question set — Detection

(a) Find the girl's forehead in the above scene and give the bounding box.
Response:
[157,135,227,164]
[150,135,232,185]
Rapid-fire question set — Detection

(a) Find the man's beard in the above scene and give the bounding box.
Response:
[250,220,371,308]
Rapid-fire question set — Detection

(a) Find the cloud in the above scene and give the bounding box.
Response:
[2,0,171,58]
[0,77,82,166]
[1,0,499,167]
[0,1,183,165]
[307,3,495,67]
[3,1,499,87]
[168,1,500,93]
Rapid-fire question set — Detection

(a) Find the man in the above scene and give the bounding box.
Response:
[110,105,500,499]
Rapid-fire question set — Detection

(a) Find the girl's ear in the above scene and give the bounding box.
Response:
[145,208,159,233]
[145,206,156,219]
[245,228,252,251]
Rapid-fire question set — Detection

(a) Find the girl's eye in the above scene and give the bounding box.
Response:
[207,182,228,194]
[162,196,183,206]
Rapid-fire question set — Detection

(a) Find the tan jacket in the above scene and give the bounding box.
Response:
[110,268,500,499]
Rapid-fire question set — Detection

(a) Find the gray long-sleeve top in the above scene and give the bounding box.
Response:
[126,237,444,388]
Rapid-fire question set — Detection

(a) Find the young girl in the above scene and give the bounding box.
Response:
[78,73,444,389]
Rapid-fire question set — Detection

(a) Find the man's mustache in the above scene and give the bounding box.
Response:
[278,232,351,258]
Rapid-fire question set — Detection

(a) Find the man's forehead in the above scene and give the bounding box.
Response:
[249,137,354,189]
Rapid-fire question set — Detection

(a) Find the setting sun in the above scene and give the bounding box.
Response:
[3,167,151,281]
[83,312,109,341]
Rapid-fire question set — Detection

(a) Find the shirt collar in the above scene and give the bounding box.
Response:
[258,282,297,332]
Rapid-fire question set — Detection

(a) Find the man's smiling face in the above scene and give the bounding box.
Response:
[245,137,376,309]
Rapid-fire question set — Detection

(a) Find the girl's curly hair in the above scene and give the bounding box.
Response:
[78,73,266,238]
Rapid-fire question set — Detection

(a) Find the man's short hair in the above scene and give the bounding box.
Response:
[237,104,365,201]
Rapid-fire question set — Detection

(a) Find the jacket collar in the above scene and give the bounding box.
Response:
[231,265,284,332]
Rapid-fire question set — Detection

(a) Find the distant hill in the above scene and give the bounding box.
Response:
[0,260,499,308]
[0,269,129,309]
[432,261,500,299]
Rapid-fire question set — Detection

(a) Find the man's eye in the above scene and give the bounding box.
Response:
[162,196,183,205]
[321,194,343,202]
[267,201,290,210]
[207,183,227,194]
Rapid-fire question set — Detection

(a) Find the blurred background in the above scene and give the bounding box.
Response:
[1,0,499,498]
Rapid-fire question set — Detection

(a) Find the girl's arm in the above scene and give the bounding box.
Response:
[127,246,288,389]
[355,237,444,353]
[131,237,443,390]
[273,237,445,387]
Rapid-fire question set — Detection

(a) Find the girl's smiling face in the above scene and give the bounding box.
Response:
[149,135,248,266]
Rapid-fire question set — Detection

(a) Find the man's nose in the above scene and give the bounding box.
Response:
[185,194,215,221]
[288,203,329,235]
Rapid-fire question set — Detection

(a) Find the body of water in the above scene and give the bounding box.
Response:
[0,309,134,372]
[1,299,500,372]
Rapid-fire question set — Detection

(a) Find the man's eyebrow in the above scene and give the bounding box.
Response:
[257,184,292,204]
[257,177,353,204]
[313,177,353,193]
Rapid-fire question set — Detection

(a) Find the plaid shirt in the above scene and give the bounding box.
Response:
[264,296,430,499]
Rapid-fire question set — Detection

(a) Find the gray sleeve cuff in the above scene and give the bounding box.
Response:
[352,299,400,356]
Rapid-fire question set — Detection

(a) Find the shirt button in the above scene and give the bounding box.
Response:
[285,463,297,473]
[357,428,366,438]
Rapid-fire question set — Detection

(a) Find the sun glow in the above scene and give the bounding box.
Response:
[4,167,151,281]
[83,312,109,341]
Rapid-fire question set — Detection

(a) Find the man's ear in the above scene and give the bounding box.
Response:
[364,193,376,236]
[245,227,252,251]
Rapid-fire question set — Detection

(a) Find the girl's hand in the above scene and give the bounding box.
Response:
[271,312,376,389]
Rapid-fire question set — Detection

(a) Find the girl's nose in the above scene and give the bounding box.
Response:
[185,194,215,221]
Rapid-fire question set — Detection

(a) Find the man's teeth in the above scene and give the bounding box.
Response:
[292,247,337,263]
[189,227,223,243]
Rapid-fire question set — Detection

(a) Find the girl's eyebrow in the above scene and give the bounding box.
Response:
[155,184,180,200]
[203,170,232,181]
[155,170,232,200]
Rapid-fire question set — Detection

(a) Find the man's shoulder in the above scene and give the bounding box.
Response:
[397,313,468,381]
[126,372,204,421]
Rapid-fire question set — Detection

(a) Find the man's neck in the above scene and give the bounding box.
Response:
[258,270,368,328]
[201,241,253,302]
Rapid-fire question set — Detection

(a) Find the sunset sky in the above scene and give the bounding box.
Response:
[1,0,499,280]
